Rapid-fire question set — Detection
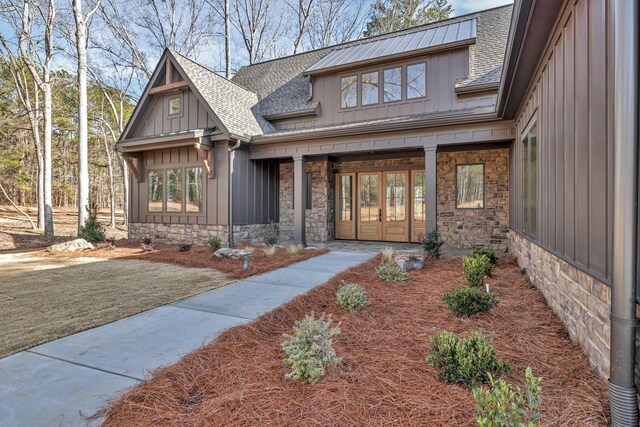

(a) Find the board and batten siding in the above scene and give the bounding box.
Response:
[231,147,279,225]
[510,0,612,282]
[129,143,229,225]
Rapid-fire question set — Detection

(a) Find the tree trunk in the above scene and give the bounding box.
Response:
[42,70,54,235]
[102,133,116,228]
[225,0,231,78]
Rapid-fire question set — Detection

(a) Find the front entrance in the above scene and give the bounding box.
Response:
[335,170,425,243]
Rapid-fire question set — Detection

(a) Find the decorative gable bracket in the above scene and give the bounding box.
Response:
[123,153,144,182]
[194,141,215,179]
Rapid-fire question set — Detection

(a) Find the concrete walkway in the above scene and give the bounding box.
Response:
[0,250,372,426]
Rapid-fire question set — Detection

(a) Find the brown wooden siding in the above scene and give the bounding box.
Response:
[232,148,279,225]
[132,88,218,138]
[272,49,496,131]
[511,0,612,282]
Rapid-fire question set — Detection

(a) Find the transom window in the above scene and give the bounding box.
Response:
[456,164,484,209]
[339,61,427,109]
[147,166,203,213]
[168,96,181,116]
[340,75,357,108]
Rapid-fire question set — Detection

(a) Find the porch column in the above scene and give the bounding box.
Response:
[424,146,437,233]
[293,155,306,245]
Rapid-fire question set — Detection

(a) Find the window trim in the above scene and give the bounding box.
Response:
[405,61,428,100]
[146,165,204,215]
[455,163,485,210]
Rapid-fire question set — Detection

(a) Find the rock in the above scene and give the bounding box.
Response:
[394,254,424,270]
[47,239,94,253]
[214,248,252,258]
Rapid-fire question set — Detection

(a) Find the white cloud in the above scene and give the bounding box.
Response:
[450,0,513,16]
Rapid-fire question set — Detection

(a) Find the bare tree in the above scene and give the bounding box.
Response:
[224,0,230,77]
[286,0,316,54]
[232,0,284,64]
[73,0,101,232]
[305,0,368,50]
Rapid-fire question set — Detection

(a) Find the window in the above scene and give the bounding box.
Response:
[338,175,352,221]
[383,67,402,102]
[523,124,538,236]
[166,169,182,212]
[407,63,427,99]
[148,170,163,212]
[456,164,484,209]
[361,71,379,105]
[413,172,425,221]
[340,75,357,108]
[168,96,181,116]
[185,167,203,213]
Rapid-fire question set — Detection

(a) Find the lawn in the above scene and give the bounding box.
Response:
[99,254,609,426]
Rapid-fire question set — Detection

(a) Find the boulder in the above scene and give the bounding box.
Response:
[394,254,424,270]
[48,239,94,253]
[214,248,252,258]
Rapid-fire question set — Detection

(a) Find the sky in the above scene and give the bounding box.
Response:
[450,0,513,16]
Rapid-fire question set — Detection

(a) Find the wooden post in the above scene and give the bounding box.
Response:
[424,146,437,233]
[293,155,306,245]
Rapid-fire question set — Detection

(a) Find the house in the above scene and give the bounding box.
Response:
[116,0,640,423]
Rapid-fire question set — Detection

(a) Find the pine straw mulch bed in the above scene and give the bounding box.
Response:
[37,240,328,279]
[99,255,610,426]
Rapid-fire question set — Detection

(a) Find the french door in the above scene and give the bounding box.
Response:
[335,173,356,239]
[357,173,382,240]
[382,171,408,242]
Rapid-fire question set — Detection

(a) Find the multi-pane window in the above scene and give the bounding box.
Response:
[523,124,538,236]
[147,166,203,213]
[340,75,357,108]
[185,167,203,213]
[383,67,402,102]
[148,170,163,212]
[361,71,379,105]
[168,96,181,116]
[166,168,182,212]
[456,164,484,209]
[407,63,427,99]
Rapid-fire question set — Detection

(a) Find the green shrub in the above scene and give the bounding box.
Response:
[427,330,510,389]
[336,282,368,311]
[263,221,279,246]
[78,200,105,242]
[474,367,543,427]
[281,313,341,384]
[287,243,303,256]
[376,261,408,282]
[471,248,498,266]
[420,229,445,260]
[263,245,277,256]
[463,254,492,287]
[207,235,222,252]
[444,286,498,317]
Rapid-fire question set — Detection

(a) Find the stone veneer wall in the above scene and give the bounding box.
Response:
[437,148,509,250]
[128,222,273,245]
[509,231,611,379]
[279,160,334,242]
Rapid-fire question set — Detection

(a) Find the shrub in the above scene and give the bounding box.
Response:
[420,229,445,260]
[376,261,408,282]
[444,286,498,317]
[427,330,510,389]
[78,200,105,242]
[336,282,368,311]
[471,248,498,267]
[281,313,341,384]
[263,221,279,246]
[474,367,543,427]
[179,243,192,252]
[463,254,492,288]
[381,247,395,264]
[263,245,277,257]
[207,235,222,252]
[287,244,304,256]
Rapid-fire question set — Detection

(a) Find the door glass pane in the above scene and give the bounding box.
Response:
[186,167,203,213]
[413,172,425,221]
[385,173,406,222]
[148,170,163,212]
[166,168,182,212]
[360,174,379,222]
[338,176,352,221]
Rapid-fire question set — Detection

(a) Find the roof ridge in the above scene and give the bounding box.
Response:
[234,4,512,71]
[169,49,257,95]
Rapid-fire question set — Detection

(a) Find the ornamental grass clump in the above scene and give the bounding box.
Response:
[376,261,408,282]
[444,286,498,317]
[463,254,493,288]
[263,245,277,257]
[381,247,395,264]
[474,367,543,427]
[427,330,510,389]
[336,282,368,311]
[281,313,341,384]
[287,244,304,256]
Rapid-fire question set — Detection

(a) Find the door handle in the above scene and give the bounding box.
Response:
[379,208,382,222]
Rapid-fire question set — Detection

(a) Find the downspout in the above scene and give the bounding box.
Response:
[228,139,241,248]
[609,1,639,425]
